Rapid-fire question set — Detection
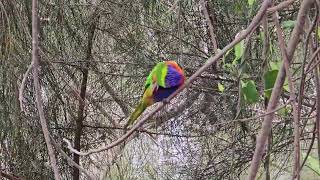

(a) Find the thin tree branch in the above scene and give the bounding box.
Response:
[310,0,320,166]
[50,136,94,180]
[300,122,316,170]
[247,1,314,179]
[0,171,21,180]
[31,0,61,179]
[80,100,289,137]
[262,14,271,180]
[267,0,296,13]
[18,62,33,113]
[272,11,300,180]
[91,65,129,117]
[200,0,218,53]
[296,1,319,137]
[305,47,320,74]
[73,12,99,180]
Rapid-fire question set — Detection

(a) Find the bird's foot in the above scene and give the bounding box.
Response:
[163,98,170,105]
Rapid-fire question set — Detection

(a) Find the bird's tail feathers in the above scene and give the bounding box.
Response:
[125,101,147,128]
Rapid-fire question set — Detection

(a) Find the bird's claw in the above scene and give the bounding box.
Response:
[163,98,170,105]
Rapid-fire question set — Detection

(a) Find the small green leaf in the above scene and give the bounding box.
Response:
[264,70,278,98]
[248,0,255,6]
[277,105,291,117]
[218,83,224,92]
[241,73,250,79]
[270,61,281,70]
[259,31,265,42]
[283,82,290,92]
[222,48,232,65]
[264,67,290,98]
[223,63,232,70]
[317,27,320,40]
[233,40,245,65]
[241,80,259,104]
[282,20,296,29]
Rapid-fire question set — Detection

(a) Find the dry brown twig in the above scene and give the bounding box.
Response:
[18,62,33,113]
[0,171,21,180]
[63,0,272,156]
[200,0,218,53]
[267,0,296,13]
[50,136,95,180]
[272,11,300,180]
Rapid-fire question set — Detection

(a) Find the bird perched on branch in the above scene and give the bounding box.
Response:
[125,61,186,128]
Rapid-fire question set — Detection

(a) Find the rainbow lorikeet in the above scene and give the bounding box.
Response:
[126,61,186,127]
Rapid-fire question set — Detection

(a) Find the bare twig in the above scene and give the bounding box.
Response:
[0,171,21,180]
[262,14,271,180]
[310,0,320,166]
[18,62,33,113]
[272,11,300,180]
[31,0,61,179]
[50,136,94,180]
[305,47,320,74]
[247,1,315,179]
[73,12,99,180]
[63,0,272,156]
[200,0,218,53]
[79,101,288,136]
[297,1,319,137]
[267,0,296,13]
[300,122,316,170]
[91,65,129,117]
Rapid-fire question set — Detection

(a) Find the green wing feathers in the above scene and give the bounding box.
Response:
[126,101,147,127]
[145,62,168,88]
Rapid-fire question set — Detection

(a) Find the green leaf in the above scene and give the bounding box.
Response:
[317,27,320,40]
[222,48,232,65]
[248,0,255,6]
[233,40,245,65]
[241,80,259,104]
[235,40,245,60]
[283,82,290,92]
[277,105,291,117]
[264,70,278,98]
[282,20,296,29]
[218,83,225,92]
[301,152,320,176]
[270,61,281,70]
[259,31,265,42]
[264,68,290,98]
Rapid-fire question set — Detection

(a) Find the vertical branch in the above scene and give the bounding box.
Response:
[311,18,320,167]
[200,0,218,53]
[247,1,314,179]
[261,15,271,180]
[177,0,182,63]
[31,0,61,179]
[272,11,300,180]
[315,52,320,167]
[72,14,98,180]
[296,0,318,135]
